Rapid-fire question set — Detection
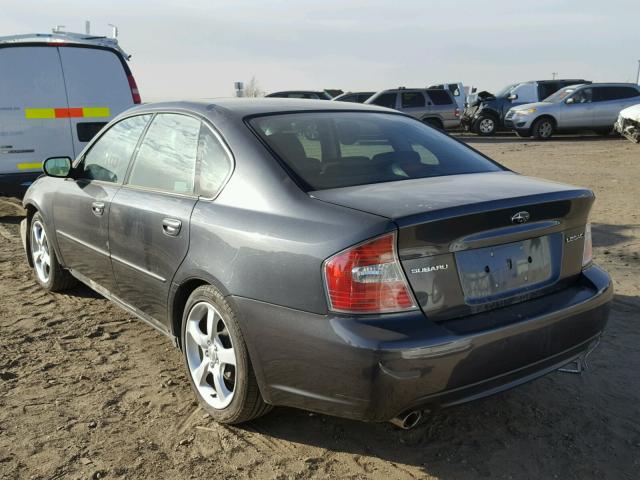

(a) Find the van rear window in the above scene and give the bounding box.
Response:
[77,122,108,142]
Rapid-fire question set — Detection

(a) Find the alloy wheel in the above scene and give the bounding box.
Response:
[185,301,237,409]
[31,220,51,283]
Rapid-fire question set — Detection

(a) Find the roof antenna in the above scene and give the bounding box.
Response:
[108,23,118,38]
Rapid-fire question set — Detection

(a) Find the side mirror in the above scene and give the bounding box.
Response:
[43,157,72,178]
[565,97,575,105]
[507,93,518,101]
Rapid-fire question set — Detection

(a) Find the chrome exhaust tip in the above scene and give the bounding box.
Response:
[390,410,423,430]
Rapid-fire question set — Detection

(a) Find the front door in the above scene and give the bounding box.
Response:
[559,88,594,129]
[108,113,201,325]
[53,114,151,290]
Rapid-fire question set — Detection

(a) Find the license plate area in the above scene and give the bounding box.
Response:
[455,234,562,304]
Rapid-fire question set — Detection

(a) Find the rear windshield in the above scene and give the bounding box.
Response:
[249,112,503,190]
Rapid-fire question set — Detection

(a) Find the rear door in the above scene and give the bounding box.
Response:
[0,46,73,178]
[592,86,640,127]
[400,91,427,119]
[58,46,134,158]
[53,114,151,291]
[108,113,202,325]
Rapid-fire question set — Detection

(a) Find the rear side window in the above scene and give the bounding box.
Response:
[426,90,454,105]
[401,92,425,108]
[80,114,151,183]
[250,112,503,190]
[593,87,640,102]
[127,114,200,194]
[370,93,397,109]
[197,125,232,197]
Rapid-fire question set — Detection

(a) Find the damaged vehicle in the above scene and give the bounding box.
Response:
[615,103,640,143]
[21,99,612,428]
[461,79,589,136]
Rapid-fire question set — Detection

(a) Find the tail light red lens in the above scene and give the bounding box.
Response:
[582,223,593,267]
[454,107,460,118]
[323,232,417,314]
[127,75,142,104]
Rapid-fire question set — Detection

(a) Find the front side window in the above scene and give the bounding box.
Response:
[370,92,397,109]
[80,114,151,183]
[250,112,503,190]
[570,88,593,104]
[127,113,200,194]
[401,92,425,108]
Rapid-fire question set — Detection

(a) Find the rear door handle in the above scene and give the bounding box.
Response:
[91,201,105,216]
[162,218,182,237]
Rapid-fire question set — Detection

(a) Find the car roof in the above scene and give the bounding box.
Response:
[0,32,130,59]
[561,83,640,89]
[124,98,395,120]
[267,90,328,95]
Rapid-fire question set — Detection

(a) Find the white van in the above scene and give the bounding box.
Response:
[0,32,141,191]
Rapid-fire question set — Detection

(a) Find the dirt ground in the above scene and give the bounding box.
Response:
[1,134,639,480]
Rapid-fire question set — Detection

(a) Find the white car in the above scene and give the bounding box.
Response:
[0,31,141,191]
[615,103,640,143]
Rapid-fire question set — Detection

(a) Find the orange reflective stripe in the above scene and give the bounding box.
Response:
[25,107,111,119]
[54,108,84,118]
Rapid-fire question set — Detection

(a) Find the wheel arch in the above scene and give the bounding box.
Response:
[421,116,444,129]
[534,114,557,127]
[169,273,234,347]
[23,202,38,267]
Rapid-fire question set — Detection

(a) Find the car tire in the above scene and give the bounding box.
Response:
[531,117,555,140]
[29,212,76,292]
[423,118,443,130]
[473,115,497,136]
[181,284,271,424]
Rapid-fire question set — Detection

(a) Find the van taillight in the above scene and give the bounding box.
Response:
[127,75,141,104]
[323,232,416,314]
[454,107,460,117]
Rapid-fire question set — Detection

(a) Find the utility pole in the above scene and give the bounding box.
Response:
[552,72,558,80]
[637,60,640,85]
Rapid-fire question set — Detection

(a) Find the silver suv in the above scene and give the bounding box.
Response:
[505,83,640,139]
[365,88,460,129]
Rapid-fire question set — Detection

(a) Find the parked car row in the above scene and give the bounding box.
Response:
[462,79,640,140]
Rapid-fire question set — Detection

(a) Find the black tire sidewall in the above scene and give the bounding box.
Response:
[180,285,252,423]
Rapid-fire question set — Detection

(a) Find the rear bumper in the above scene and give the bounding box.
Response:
[235,265,612,422]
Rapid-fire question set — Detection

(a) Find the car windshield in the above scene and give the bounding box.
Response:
[495,83,518,98]
[544,87,576,103]
[249,112,504,190]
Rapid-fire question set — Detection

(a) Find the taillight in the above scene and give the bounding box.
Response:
[454,107,460,118]
[127,75,141,104]
[323,232,417,314]
[582,223,593,267]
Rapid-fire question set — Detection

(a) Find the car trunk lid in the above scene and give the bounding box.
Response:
[310,171,593,321]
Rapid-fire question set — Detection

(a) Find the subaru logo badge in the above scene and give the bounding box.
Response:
[511,211,530,224]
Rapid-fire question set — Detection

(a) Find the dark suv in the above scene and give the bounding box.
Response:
[462,79,590,135]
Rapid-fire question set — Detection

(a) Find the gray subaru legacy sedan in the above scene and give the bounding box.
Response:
[21,99,612,428]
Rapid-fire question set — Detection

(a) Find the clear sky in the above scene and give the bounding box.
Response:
[2,0,639,101]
